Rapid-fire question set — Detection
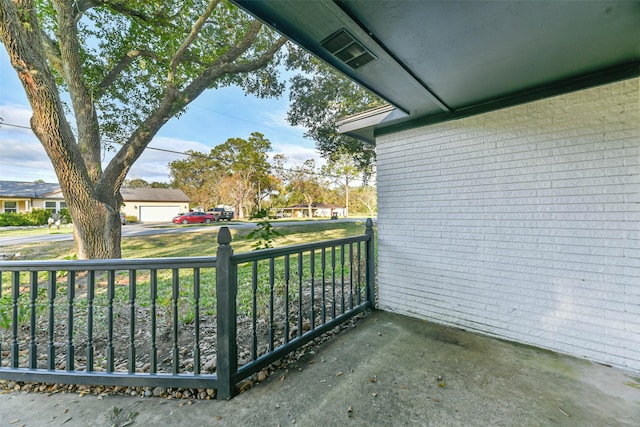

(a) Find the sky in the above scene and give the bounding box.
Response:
[0,49,323,184]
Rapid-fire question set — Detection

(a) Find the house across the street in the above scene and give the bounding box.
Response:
[120,187,190,223]
[281,202,344,218]
[0,181,190,223]
[0,181,67,214]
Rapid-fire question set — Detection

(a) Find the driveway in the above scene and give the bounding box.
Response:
[1,310,638,426]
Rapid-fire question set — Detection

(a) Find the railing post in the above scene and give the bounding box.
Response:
[216,227,237,399]
[365,218,376,309]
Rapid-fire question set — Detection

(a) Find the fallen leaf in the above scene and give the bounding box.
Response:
[336,372,343,377]
[368,376,377,383]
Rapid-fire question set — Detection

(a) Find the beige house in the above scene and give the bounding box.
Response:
[280,203,344,218]
[120,187,190,223]
[0,181,189,223]
[0,181,66,214]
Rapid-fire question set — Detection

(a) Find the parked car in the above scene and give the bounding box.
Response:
[172,211,216,224]
[207,207,234,221]
[119,213,127,225]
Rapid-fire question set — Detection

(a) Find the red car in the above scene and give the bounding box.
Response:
[172,211,216,224]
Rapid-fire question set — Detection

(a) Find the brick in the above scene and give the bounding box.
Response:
[376,77,640,371]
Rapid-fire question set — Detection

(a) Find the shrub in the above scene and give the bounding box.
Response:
[248,221,282,249]
[0,208,70,227]
[26,208,51,225]
[59,208,72,224]
[0,212,24,226]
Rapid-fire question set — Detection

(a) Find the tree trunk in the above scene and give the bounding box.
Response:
[71,200,122,259]
[61,178,123,259]
[345,181,349,218]
[306,196,313,218]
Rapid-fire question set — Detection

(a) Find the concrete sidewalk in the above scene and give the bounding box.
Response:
[1,310,639,426]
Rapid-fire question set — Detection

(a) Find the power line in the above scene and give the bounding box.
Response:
[0,120,376,183]
[0,121,31,130]
[189,101,306,141]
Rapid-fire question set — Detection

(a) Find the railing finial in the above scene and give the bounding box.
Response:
[218,226,232,245]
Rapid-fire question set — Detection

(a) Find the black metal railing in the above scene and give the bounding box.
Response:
[0,219,375,399]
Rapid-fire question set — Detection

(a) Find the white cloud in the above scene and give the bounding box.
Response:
[0,111,213,183]
[103,136,212,183]
[271,143,325,167]
[0,104,59,182]
[0,104,33,133]
[124,136,212,183]
[0,136,58,182]
[263,109,306,132]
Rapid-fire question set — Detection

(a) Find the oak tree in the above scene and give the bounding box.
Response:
[321,153,361,218]
[287,49,384,176]
[169,132,274,217]
[286,158,325,218]
[169,150,219,210]
[0,0,287,258]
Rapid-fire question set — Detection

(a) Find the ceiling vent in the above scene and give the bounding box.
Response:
[320,29,376,69]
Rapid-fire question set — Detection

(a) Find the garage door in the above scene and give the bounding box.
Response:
[139,206,182,223]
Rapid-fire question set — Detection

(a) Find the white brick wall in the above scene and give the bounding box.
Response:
[376,78,640,371]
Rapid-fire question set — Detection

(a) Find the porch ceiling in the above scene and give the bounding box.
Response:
[232,0,640,142]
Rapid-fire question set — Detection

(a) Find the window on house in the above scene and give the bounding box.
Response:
[4,201,17,213]
[45,201,57,213]
[60,202,67,209]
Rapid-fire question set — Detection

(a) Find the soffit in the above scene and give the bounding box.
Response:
[233,0,640,142]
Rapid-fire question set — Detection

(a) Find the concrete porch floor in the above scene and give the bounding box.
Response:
[1,310,638,426]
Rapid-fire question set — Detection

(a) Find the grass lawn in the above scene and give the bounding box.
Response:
[0,225,74,238]
[0,220,372,261]
[0,220,376,376]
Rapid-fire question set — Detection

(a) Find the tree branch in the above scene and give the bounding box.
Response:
[95,49,158,97]
[182,27,287,102]
[39,31,64,77]
[224,35,288,74]
[169,0,221,81]
[53,0,103,181]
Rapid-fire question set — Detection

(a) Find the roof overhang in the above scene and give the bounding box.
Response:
[232,0,640,143]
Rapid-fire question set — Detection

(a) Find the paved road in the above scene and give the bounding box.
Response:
[0,223,249,247]
[0,219,366,247]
